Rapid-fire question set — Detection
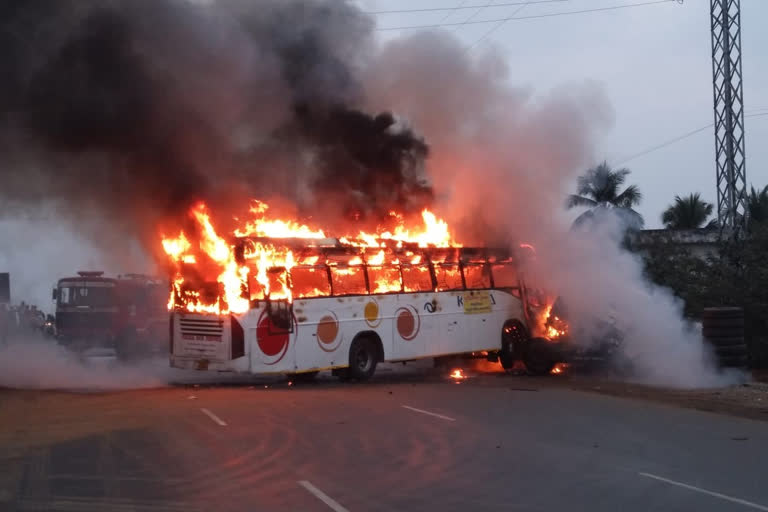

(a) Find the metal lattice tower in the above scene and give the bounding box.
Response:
[710,0,747,229]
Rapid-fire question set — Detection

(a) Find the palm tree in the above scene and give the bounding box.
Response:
[661,193,714,230]
[567,162,644,230]
[747,185,768,225]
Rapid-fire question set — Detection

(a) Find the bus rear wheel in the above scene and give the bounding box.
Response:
[348,337,378,381]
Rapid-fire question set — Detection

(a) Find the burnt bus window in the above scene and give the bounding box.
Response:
[248,273,266,301]
[402,264,433,292]
[248,268,291,301]
[463,263,491,289]
[330,266,368,296]
[491,263,519,288]
[290,266,331,298]
[434,264,463,291]
[367,266,401,294]
[266,268,291,300]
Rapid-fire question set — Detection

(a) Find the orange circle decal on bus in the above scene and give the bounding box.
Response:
[364,300,381,327]
[316,310,343,352]
[317,314,338,344]
[395,306,420,341]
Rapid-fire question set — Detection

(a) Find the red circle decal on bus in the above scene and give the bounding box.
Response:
[256,313,290,363]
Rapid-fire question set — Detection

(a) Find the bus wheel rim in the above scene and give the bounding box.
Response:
[356,349,371,372]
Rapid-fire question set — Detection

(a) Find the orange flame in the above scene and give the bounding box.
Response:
[540,304,568,340]
[162,200,458,314]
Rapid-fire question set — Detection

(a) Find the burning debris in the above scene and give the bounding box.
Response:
[449,368,468,381]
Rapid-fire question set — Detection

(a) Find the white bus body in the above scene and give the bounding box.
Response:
[170,246,550,378]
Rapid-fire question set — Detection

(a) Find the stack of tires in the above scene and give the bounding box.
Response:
[702,307,748,369]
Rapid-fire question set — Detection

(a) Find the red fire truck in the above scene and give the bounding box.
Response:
[53,271,169,358]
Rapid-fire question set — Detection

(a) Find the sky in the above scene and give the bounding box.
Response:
[357,0,768,228]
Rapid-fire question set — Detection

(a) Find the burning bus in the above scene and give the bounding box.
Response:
[163,201,566,379]
[163,203,563,380]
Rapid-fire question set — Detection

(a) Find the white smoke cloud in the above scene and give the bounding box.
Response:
[363,31,736,388]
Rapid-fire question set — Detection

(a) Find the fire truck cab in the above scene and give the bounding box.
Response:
[53,271,168,358]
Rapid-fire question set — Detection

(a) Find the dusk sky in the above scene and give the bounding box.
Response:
[359,0,768,228]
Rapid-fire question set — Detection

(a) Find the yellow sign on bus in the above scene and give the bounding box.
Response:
[463,291,493,314]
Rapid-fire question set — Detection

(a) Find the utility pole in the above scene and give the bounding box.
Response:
[710,0,747,229]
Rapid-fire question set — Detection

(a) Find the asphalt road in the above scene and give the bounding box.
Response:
[1,372,768,512]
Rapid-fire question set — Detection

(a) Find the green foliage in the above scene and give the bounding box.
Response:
[568,162,644,229]
[661,193,714,230]
[640,224,768,367]
[747,185,768,225]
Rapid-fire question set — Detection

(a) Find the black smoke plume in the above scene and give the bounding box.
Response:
[0,0,431,248]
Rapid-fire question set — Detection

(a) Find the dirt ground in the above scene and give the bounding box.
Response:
[559,371,768,422]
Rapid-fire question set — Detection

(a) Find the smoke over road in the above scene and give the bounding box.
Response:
[0,0,732,387]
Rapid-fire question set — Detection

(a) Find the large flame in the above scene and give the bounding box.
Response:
[162,200,459,314]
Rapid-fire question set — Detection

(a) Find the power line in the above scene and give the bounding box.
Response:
[365,0,568,15]
[614,112,768,166]
[376,0,678,31]
[449,0,497,33]
[465,1,530,50]
[437,0,471,23]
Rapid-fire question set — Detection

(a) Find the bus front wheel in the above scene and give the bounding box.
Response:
[523,337,556,376]
[348,337,378,381]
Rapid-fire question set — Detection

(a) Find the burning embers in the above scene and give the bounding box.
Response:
[542,305,568,340]
[162,201,459,314]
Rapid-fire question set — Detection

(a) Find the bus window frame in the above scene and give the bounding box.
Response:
[433,262,464,292]
[462,261,492,290]
[401,263,434,293]
[365,264,403,294]
[242,248,524,299]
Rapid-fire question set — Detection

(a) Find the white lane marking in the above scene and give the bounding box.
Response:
[401,405,456,422]
[200,408,227,426]
[639,472,768,511]
[298,480,350,512]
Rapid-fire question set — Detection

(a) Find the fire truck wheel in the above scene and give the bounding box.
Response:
[523,337,556,376]
[348,336,379,381]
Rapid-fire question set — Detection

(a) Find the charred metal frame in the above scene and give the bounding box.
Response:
[710,0,747,229]
[229,239,520,302]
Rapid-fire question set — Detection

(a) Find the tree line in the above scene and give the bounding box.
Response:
[567,162,768,367]
[567,161,768,230]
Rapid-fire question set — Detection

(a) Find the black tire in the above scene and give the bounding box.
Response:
[500,321,526,370]
[523,337,556,376]
[499,342,515,370]
[702,327,744,338]
[704,336,747,347]
[348,337,378,381]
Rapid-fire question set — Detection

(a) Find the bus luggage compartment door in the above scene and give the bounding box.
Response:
[171,313,231,367]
